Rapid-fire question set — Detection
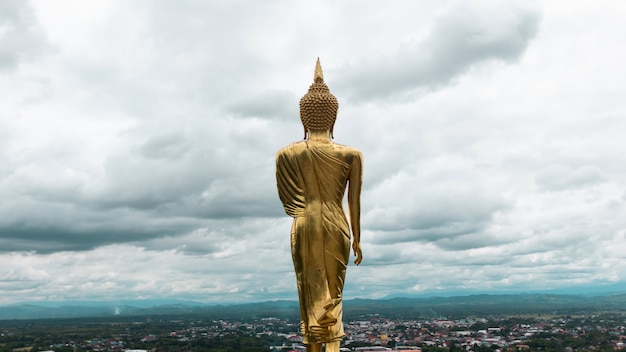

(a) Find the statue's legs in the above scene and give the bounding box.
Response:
[305,341,340,352]
[325,341,340,352]
[306,344,322,352]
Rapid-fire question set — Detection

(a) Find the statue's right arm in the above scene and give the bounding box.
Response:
[347,151,363,265]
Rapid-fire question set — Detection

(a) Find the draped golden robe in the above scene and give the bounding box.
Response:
[276,140,362,344]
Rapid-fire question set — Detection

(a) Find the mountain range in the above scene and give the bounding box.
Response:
[1,293,625,321]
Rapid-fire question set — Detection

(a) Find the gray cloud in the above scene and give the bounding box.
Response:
[0,1,51,70]
[367,192,506,234]
[535,164,606,191]
[137,132,193,160]
[362,160,510,249]
[334,2,540,102]
[0,206,203,253]
[226,90,298,121]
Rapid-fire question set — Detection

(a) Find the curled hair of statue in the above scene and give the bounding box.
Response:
[300,58,338,140]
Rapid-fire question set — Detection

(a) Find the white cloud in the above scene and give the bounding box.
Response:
[0,0,625,305]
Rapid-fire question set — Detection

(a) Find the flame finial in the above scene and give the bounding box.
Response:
[314,58,324,83]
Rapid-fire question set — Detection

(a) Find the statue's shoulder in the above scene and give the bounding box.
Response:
[276,141,307,157]
[332,143,363,165]
[332,143,363,156]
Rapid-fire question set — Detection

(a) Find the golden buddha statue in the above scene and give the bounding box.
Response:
[276,59,363,352]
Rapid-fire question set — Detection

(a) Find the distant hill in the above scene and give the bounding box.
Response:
[1,293,624,321]
[343,293,626,318]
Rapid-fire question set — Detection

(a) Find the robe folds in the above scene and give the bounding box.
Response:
[276,141,361,344]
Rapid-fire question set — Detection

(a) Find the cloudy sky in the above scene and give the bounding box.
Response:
[1,0,625,306]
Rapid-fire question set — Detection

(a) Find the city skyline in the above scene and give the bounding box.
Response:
[1,1,625,306]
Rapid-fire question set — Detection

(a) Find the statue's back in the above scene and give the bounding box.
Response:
[286,141,359,205]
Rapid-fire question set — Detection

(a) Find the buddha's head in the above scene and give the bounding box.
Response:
[299,58,338,139]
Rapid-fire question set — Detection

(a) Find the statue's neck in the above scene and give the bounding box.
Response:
[307,130,332,144]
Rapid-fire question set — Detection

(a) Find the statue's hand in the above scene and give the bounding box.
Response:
[352,241,362,265]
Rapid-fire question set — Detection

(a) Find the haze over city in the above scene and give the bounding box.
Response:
[1,0,625,306]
